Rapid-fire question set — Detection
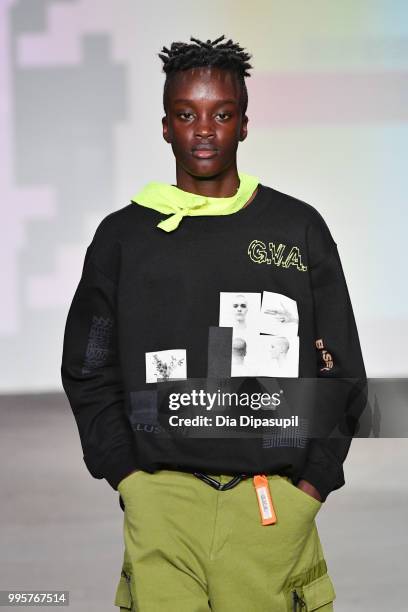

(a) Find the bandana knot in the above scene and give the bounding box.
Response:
[131,172,260,232]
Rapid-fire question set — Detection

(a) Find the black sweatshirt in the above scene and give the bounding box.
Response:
[60,183,366,502]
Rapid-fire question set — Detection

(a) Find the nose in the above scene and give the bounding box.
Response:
[195,114,214,139]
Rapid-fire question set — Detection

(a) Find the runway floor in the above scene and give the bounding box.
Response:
[0,392,406,611]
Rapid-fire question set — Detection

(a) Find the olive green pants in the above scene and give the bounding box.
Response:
[114,471,336,611]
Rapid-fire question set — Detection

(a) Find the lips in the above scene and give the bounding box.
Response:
[192,145,218,159]
[193,144,217,151]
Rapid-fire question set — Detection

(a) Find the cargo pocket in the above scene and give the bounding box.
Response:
[114,568,134,611]
[291,573,336,611]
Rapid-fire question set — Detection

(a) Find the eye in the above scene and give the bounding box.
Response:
[216,112,231,120]
[177,112,194,120]
[177,111,232,121]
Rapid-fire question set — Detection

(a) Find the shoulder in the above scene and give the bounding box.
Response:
[260,184,333,231]
[84,203,148,282]
[260,183,337,266]
[90,200,163,244]
[92,203,141,239]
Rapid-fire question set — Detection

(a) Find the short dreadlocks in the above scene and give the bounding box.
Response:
[158,35,253,116]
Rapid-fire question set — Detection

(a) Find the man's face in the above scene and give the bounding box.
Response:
[269,338,287,359]
[162,66,248,178]
[232,297,248,322]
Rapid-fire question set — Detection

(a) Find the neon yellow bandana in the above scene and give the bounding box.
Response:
[131,171,259,232]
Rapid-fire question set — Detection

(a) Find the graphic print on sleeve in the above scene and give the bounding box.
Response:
[82,315,114,375]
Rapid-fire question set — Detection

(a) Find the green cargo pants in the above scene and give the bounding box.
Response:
[114,470,336,611]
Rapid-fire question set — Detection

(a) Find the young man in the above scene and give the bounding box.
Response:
[61,35,366,611]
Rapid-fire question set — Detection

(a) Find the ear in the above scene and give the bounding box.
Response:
[162,115,170,143]
[239,114,249,142]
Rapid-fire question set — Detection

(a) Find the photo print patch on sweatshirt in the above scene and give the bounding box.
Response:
[217,291,299,378]
[145,348,187,383]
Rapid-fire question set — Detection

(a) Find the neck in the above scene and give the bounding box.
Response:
[174,164,240,198]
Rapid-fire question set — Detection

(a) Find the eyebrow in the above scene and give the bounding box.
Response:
[173,98,237,105]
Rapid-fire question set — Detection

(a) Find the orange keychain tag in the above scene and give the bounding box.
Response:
[253,475,277,525]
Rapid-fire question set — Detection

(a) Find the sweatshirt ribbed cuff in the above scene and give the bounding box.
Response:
[99,448,139,491]
[296,464,345,503]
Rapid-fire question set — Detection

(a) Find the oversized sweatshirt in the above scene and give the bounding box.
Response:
[60,181,367,502]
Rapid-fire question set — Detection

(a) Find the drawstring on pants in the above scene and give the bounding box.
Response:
[193,472,248,490]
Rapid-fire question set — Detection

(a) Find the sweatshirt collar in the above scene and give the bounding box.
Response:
[131,171,259,232]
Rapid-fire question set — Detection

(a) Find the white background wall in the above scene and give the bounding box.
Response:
[1,0,407,391]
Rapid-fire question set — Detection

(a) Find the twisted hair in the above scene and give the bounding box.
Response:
[158,35,253,115]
